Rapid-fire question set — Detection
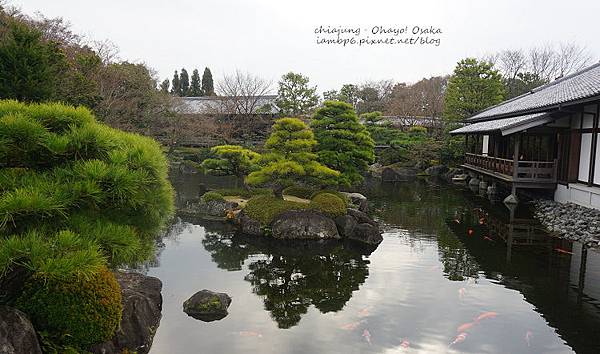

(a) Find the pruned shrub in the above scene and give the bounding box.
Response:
[310,190,349,206]
[202,191,225,203]
[16,266,122,349]
[244,195,309,225]
[282,185,315,199]
[309,193,347,218]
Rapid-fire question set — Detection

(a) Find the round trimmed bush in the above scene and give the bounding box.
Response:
[16,267,122,349]
[310,193,347,218]
[202,191,225,203]
[282,186,315,199]
[310,190,349,206]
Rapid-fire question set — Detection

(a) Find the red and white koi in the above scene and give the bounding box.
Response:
[450,332,467,346]
[238,331,263,338]
[362,329,372,345]
[475,311,497,322]
[400,339,410,349]
[358,306,372,318]
[457,321,476,333]
[555,248,573,255]
[340,320,364,330]
[467,228,474,236]
[483,236,494,242]
[458,287,466,300]
[525,330,533,347]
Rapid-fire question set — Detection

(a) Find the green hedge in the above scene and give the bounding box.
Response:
[310,190,349,206]
[201,191,225,203]
[309,193,347,218]
[244,195,309,225]
[282,186,315,199]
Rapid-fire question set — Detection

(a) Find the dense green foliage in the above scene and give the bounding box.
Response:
[16,266,122,349]
[311,101,375,186]
[212,187,272,199]
[244,195,309,225]
[246,118,339,197]
[201,145,260,189]
[171,70,181,96]
[309,193,346,218]
[310,189,349,205]
[190,69,202,96]
[443,58,505,121]
[0,100,174,281]
[275,72,319,116]
[201,191,225,203]
[202,67,215,96]
[180,68,190,96]
[282,185,314,199]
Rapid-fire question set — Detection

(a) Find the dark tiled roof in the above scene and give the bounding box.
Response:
[451,113,549,135]
[468,62,600,121]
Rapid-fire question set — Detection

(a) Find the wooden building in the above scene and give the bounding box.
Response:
[451,63,600,210]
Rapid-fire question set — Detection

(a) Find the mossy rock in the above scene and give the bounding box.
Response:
[201,191,225,203]
[15,267,122,350]
[244,195,309,225]
[183,290,231,322]
[309,193,347,218]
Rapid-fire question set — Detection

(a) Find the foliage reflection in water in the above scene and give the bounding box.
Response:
[147,172,600,354]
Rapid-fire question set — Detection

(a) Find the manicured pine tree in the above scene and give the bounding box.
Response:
[179,68,190,97]
[171,70,181,96]
[311,100,375,186]
[246,118,339,198]
[201,145,260,190]
[189,69,202,96]
[159,79,170,93]
[202,67,215,96]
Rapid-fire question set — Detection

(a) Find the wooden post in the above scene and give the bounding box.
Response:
[511,133,521,196]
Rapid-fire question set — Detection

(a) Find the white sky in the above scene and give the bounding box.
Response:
[12,0,600,93]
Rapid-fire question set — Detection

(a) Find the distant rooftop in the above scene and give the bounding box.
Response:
[468,62,600,122]
[177,95,279,115]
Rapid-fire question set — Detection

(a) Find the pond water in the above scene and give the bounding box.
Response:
[147,172,600,354]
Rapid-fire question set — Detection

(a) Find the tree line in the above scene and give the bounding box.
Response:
[161,67,215,97]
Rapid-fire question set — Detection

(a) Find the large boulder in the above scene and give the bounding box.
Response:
[340,192,369,212]
[349,223,384,245]
[0,306,42,354]
[91,272,163,354]
[235,210,263,236]
[271,210,340,240]
[425,165,448,177]
[381,165,418,182]
[335,214,358,237]
[189,199,239,217]
[347,208,378,227]
[183,290,231,322]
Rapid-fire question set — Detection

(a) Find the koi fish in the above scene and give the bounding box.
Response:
[454,219,461,224]
[479,218,485,225]
[483,236,494,242]
[525,330,533,347]
[362,329,372,345]
[340,320,364,330]
[239,331,263,338]
[457,322,475,332]
[458,287,466,300]
[475,312,497,322]
[467,228,474,236]
[358,306,371,318]
[400,339,410,348]
[450,332,467,346]
[555,248,573,255]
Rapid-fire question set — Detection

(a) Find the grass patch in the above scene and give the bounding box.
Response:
[201,191,224,203]
[244,195,309,225]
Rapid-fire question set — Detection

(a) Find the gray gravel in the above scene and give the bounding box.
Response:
[532,199,600,247]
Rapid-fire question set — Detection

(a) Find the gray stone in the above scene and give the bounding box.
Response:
[235,211,263,236]
[381,165,418,182]
[503,194,519,205]
[183,290,231,322]
[0,306,41,354]
[194,199,238,217]
[468,177,480,187]
[425,165,449,176]
[335,214,358,238]
[271,210,340,240]
[341,192,369,212]
[348,223,383,245]
[347,208,378,226]
[90,272,163,354]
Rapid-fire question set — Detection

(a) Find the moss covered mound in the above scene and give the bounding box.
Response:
[201,191,225,203]
[16,267,122,349]
[282,185,314,199]
[244,195,309,225]
[309,193,347,218]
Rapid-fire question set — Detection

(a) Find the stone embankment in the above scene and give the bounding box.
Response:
[532,200,600,247]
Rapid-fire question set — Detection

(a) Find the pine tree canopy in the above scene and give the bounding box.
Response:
[201,67,214,96]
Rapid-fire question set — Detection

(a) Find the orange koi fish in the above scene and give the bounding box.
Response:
[400,339,410,348]
[340,320,364,330]
[239,331,263,338]
[450,332,467,346]
[525,330,533,347]
[479,218,485,225]
[457,322,475,332]
[475,311,497,322]
[458,287,466,300]
[555,248,573,255]
[467,228,474,236]
[362,329,372,345]
[358,306,372,318]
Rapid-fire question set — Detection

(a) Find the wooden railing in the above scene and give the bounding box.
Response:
[465,153,557,183]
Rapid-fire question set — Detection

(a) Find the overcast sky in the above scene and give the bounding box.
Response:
[13,0,600,94]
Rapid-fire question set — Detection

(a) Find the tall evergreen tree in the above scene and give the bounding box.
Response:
[160,79,170,93]
[179,68,190,97]
[201,67,215,96]
[189,69,202,96]
[275,72,319,116]
[171,70,181,96]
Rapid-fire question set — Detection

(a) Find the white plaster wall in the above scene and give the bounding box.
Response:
[579,133,592,181]
[555,183,600,210]
[482,135,489,155]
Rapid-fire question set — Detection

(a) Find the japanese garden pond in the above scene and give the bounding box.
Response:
[146,171,600,354]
